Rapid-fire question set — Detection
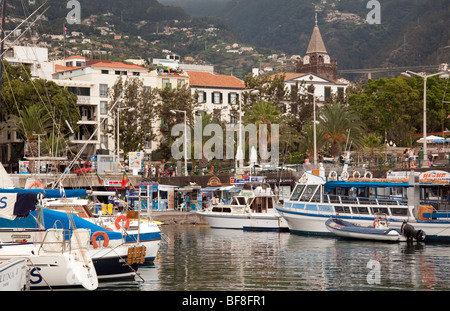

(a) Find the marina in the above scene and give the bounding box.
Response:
[97,224,450,291]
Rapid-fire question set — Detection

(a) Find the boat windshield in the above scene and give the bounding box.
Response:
[230,197,246,205]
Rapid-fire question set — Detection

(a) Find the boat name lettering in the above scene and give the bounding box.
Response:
[0,197,7,209]
[30,267,43,285]
[0,271,15,283]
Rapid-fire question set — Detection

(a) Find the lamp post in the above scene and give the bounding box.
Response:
[170,109,188,176]
[32,131,46,174]
[300,90,318,165]
[116,103,136,169]
[401,70,449,167]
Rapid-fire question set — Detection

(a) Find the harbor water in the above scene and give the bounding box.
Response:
[97,224,450,291]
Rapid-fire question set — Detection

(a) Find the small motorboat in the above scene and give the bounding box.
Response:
[325,215,425,242]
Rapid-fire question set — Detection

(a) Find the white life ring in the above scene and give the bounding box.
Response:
[299,174,309,183]
[328,170,337,180]
[341,171,349,181]
[364,171,373,179]
[352,171,361,178]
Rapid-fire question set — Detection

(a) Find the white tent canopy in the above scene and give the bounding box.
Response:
[417,135,450,144]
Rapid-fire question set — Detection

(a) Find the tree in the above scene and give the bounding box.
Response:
[320,101,366,157]
[1,104,53,173]
[0,61,79,169]
[154,83,199,161]
[108,77,158,160]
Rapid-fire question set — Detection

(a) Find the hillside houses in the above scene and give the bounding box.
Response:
[0,43,349,168]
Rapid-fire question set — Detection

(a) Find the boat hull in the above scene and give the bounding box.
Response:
[0,258,29,291]
[276,206,450,241]
[0,244,97,290]
[197,211,289,231]
[325,219,405,242]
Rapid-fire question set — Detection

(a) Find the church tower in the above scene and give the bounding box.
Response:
[296,14,338,81]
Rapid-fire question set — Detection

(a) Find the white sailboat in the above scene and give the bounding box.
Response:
[0,257,30,291]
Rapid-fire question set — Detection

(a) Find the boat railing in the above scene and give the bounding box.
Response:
[324,194,406,207]
[39,228,91,254]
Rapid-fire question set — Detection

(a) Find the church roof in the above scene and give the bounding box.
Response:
[306,24,327,55]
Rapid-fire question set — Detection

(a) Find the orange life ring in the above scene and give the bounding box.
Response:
[115,215,130,230]
[91,231,109,248]
[373,219,377,228]
[26,180,44,189]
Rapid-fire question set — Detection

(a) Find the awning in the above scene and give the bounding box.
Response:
[324,181,411,193]
[202,187,221,192]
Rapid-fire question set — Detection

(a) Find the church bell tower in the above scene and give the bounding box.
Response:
[296,14,338,81]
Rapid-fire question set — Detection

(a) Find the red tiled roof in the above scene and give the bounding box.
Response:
[186,71,245,88]
[65,55,86,60]
[55,64,81,72]
[90,61,147,70]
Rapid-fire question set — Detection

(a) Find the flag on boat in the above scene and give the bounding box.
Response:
[121,172,129,188]
[96,171,104,185]
[59,181,66,198]
[0,193,38,220]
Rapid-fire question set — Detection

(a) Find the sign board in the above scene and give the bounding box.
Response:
[419,170,450,183]
[129,152,143,171]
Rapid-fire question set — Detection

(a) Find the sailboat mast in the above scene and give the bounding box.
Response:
[0,0,6,110]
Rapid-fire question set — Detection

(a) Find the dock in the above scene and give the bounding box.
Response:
[150,211,208,226]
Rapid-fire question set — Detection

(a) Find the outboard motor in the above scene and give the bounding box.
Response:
[401,222,426,242]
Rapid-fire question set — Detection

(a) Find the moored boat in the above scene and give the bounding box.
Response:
[197,182,289,231]
[325,215,425,242]
[276,169,450,241]
[0,257,30,291]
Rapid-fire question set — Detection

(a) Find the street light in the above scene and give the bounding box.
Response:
[32,131,46,174]
[300,90,318,165]
[116,103,136,168]
[170,109,188,176]
[401,70,449,167]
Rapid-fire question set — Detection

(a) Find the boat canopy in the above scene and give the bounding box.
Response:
[35,209,123,240]
[324,181,411,193]
[0,192,38,220]
[0,188,87,198]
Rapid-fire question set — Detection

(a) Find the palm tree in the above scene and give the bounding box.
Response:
[243,100,280,164]
[319,102,366,158]
[298,123,326,161]
[1,104,53,172]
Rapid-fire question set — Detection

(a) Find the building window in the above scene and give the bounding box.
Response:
[144,140,152,149]
[100,101,108,114]
[324,87,331,100]
[100,135,108,149]
[230,111,237,124]
[213,92,222,104]
[197,91,206,103]
[100,84,108,97]
[101,70,109,74]
[337,87,344,99]
[68,86,90,96]
[228,93,239,105]
[115,71,127,75]
[132,72,140,76]
[162,79,172,90]
[177,79,185,88]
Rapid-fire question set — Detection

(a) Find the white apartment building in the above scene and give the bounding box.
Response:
[52,57,189,160]
[283,72,349,104]
[186,71,245,123]
[3,45,55,79]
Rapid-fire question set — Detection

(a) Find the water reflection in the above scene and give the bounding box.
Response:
[98,225,450,291]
